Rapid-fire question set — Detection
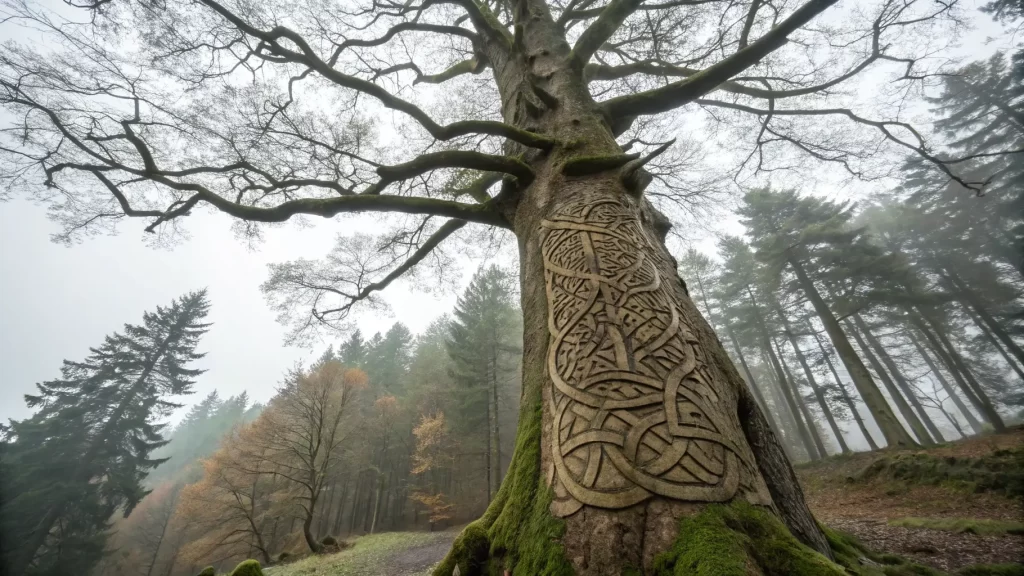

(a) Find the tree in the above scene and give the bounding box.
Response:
[0,0,983,571]
[447,265,521,501]
[246,361,367,553]
[175,423,278,567]
[738,189,918,448]
[1,291,210,576]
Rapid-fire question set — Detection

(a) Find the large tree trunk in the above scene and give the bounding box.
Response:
[433,8,836,570]
[436,186,832,573]
[788,260,915,448]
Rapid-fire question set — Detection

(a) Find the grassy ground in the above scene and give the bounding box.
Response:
[263,530,458,576]
[797,426,1024,572]
[236,429,1023,576]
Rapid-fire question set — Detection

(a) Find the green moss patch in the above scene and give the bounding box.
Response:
[433,383,573,576]
[889,517,1024,536]
[823,526,944,576]
[852,449,1024,497]
[228,560,263,576]
[650,501,844,576]
[196,568,216,576]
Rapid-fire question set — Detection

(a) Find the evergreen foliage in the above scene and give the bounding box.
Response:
[0,291,211,576]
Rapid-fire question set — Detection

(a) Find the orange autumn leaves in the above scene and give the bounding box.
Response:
[175,361,369,565]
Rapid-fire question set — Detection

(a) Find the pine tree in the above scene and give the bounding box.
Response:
[738,189,917,448]
[446,265,522,501]
[1,291,211,576]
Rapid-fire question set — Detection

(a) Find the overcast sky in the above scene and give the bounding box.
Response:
[0,200,470,423]
[0,0,1011,430]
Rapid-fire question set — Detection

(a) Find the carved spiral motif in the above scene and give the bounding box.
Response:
[542,198,757,517]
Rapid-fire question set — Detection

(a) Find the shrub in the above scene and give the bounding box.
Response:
[321,535,338,546]
[228,559,263,576]
[276,552,291,563]
[196,567,215,576]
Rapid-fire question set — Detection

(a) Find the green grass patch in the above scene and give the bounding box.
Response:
[853,448,1024,497]
[889,517,1024,536]
[266,531,449,576]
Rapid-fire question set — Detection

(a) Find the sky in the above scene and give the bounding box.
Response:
[0,0,1013,431]
[0,201,472,423]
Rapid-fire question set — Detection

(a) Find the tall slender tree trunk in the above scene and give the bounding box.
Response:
[957,293,1024,382]
[144,489,179,576]
[812,331,878,450]
[913,308,1006,431]
[773,336,827,459]
[747,286,820,459]
[788,259,914,447]
[726,326,785,441]
[847,320,931,445]
[906,328,983,434]
[693,272,785,441]
[853,315,944,443]
[774,302,850,454]
[490,339,503,496]
[484,366,493,504]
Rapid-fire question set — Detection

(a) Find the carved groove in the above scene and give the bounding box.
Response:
[541,198,767,517]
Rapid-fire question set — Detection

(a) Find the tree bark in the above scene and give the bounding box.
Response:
[773,301,850,454]
[852,315,943,444]
[446,177,830,574]
[812,331,878,451]
[906,328,983,435]
[788,259,915,447]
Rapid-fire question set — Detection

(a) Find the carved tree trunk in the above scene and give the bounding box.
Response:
[506,184,828,574]
[434,3,833,572]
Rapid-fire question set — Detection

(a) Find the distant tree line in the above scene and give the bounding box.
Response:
[681,41,1024,459]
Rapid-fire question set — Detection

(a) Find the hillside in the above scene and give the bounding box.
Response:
[798,427,1024,572]
[241,429,1023,576]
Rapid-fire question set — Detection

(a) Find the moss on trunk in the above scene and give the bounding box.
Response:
[432,379,574,576]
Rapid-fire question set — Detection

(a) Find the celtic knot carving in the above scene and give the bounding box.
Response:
[541,198,760,517]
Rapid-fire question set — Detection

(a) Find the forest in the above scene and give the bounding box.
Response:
[0,0,1022,575]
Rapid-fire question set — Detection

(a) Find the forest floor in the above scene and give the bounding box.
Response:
[265,428,1023,576]
[798,426,1024,572]
[263,529,458,576]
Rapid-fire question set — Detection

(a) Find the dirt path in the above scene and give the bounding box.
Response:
[385,530,457,576]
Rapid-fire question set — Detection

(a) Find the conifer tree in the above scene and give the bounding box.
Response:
[446,266,522,500]
[1,291,211,576]
[738,189,916,448]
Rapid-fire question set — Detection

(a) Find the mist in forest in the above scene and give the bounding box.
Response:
[1,0,1022,575]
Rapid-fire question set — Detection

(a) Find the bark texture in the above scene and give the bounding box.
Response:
[432,1,834,573]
